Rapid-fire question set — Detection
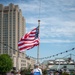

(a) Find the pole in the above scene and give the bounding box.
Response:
[57,59,60,70]
[37,0,41,64]
[37,20,40,64]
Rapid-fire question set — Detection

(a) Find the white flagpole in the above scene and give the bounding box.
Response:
[37,0,41,64]
[37,20,40,64]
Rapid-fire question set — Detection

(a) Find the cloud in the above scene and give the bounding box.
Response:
[2,0,75,43]
[25,16,75,43]
[19,3,38,12]
[41,39,75,43]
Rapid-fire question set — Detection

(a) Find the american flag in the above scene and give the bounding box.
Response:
[18,26,39,52]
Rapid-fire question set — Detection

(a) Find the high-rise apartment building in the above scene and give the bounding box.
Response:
[0,3,26,70]
[0,3,36,70]
[0,3,25,55]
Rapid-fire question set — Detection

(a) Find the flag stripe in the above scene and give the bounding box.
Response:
[18,39,39,47]
[19,42,39,50]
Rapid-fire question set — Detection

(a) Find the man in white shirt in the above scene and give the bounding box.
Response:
[33,64,42,75]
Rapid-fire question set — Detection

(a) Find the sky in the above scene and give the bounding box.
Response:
[0,0,75,62]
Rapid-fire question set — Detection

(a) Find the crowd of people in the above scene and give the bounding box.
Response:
[6,64,42,75]
[6,71,21,75]
[6,64,75,75]
[48,70,75,75]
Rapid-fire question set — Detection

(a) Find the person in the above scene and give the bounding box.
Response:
[16,71,21,75]
[33,64,42,75]
[11,71,14,75]
[49,71,54,75]
[55,71,60,75]
[30,69,34,75]
[6,72,11,75]
[59,69,62,75]
[6,72,13,75]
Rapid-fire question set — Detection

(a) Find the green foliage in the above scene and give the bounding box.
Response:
[20,68,31,75]
[20,64,32,75]
[70,71,75,75]
[0,54,13,73]
[62,72,69,75]
[42,69,47,75]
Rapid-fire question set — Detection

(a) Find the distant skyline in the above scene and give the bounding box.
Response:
[0,0,75,62]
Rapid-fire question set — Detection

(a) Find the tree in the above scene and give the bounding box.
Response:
[0,54,13,75]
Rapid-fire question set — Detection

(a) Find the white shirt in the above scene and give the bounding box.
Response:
[33,68,42,75]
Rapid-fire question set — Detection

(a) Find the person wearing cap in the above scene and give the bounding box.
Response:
[33,64,42,75]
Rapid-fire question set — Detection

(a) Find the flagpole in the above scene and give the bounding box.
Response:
[37,0,41,64]
[37,20,40,64]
